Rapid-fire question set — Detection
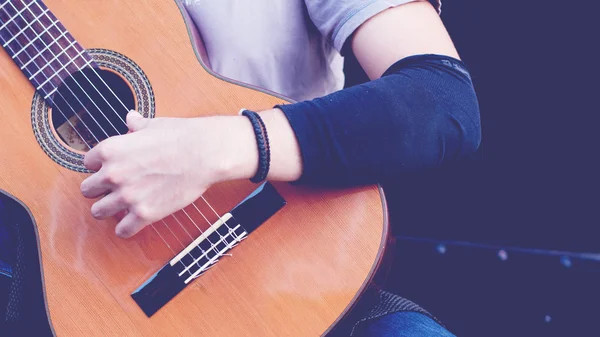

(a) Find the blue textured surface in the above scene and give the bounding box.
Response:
[0,198,11,259]
[0,260,12,278]
[0,198,14,278]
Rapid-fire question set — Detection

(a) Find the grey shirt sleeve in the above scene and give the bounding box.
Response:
[304,0,442,53]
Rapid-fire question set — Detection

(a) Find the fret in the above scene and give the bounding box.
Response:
[2,7,49,47]
[0,0,35,30]
[19,27,65,68]
[0,0,97,103]
[12,19,59,58]
[36,48,86,89]
[42,86,57,99]
[28,39,76,79]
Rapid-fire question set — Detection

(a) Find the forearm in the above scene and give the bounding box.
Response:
[222,109,303,183]
[82,1,478,238]
[218,2,478,187]
[223,54,481,187]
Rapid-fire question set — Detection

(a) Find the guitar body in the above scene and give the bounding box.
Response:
[0,1,388,336]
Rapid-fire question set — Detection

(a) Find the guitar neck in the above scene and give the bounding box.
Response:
[0,0,96,104]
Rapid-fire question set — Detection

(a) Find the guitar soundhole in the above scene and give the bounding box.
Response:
[50,68,135,151]
[31,48,156,172]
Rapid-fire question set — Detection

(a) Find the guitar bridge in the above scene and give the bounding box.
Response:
[131,182,286,317]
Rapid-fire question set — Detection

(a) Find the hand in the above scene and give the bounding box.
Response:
[80,111,257,238]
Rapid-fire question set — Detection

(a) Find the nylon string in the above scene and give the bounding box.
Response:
[0,4,182,266]
[1,0,240,276]
[15,0,122,137]
[21,1,237,274]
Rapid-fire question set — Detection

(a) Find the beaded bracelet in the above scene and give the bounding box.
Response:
[239,109,271,183]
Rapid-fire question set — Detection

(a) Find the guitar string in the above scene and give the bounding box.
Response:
[0,1,10,11]
[4,2,234,276]
[21,0,238,247]
[6,3,200,266]
[169,211,225,270]
[0,9,99,148]
[0,27,183,264]
[27,0,129,127]
[27,0,243,263]
[200,195,236,236]
[12,0,122,137]
[1,3,193,265]
[5,27,203,277]
[172,208,225,268]
[1,2,239,275]
[2,2,113,142]
[187,199,242,260]
[176,206,236,261]
[28,1,130,121]
[0,8,186,267]
[1,36,93,149]
[0,10,99,148]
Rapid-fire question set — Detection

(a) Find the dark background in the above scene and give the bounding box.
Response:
[385,1,599,336]
[2,1,598,336]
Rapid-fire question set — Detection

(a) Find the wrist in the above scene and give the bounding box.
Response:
[210,115,259,182]
[193,107,302,185]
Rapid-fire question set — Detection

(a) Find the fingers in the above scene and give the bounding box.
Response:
[80,171,112,199]
[115,211,148,239]
[127,110,150,132]
[83,111,153,239]
[83,143,104,172]
[84,113,141,171]
[90,192,128,220]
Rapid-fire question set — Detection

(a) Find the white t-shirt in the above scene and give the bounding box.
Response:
[184,0,440,102]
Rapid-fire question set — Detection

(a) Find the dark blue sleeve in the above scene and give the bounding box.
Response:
[276,54,481,186]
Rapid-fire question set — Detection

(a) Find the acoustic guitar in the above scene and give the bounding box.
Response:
[0,1,389,335]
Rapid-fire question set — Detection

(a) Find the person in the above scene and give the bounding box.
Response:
[80,0,481,335]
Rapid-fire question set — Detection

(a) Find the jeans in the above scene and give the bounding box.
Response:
[358,312,456,337]
[327,289,455,337]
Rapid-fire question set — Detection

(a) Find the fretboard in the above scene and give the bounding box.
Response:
[0,0,96,103]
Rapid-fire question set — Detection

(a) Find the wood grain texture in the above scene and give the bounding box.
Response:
[0,1,388,336]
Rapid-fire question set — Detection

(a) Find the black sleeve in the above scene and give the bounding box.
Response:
[276,54,481,186]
